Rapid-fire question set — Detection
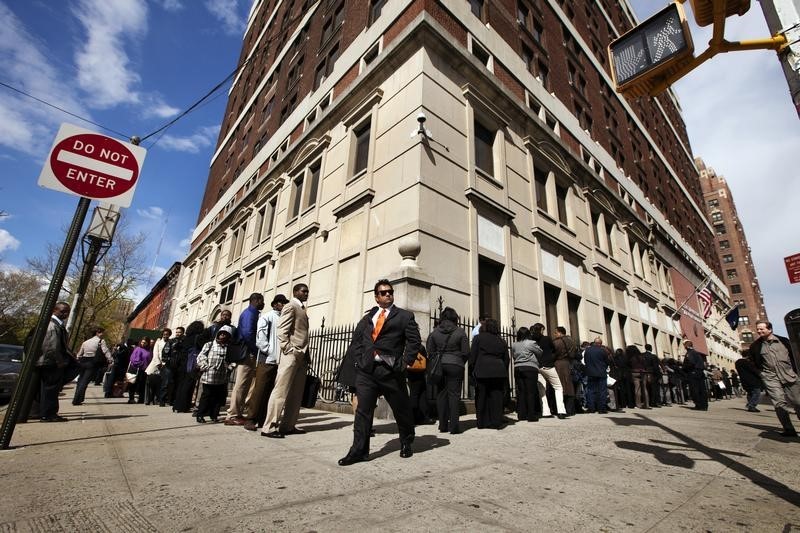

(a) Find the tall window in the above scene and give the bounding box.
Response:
[534,167,548,211]
[289,175,304,219]
[304,162,321,209]
[544,284,560,336]
[369,0,387,24]
[555,184,569,225]
[253,198,277,245]
[474,119,495,175]
[219,281,236,305]
[478,257,502,321]
[605,220,615,258]
[469,0,484,19]
[353,119,371,176]
[567,293,581,341]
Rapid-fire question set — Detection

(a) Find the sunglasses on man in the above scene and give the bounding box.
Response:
[377,290,394,296]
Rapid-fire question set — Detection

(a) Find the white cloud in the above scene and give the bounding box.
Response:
[141,93,180,119]
[0,3,92,156]
[72,0,149,109]
[136,206,165,219]
[0,229,20,253]
[158,125,220,153]
[155,0,184,11]
[205,0,248,35]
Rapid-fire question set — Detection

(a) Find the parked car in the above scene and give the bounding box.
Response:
[0,344,23,402]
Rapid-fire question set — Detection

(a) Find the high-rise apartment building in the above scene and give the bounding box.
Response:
[171,0,739,362]
[698,158,767,348]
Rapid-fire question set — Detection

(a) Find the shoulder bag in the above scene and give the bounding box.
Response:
[426,332,453,385]
[301,367,321,408]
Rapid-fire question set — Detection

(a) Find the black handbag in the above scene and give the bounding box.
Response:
[301,368,321,408]
[426,332,453,385]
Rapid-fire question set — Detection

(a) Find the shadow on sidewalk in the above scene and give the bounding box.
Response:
[368,434,451,460]
[737,422,800,443]
[610,414,800,507]
[302,420,352,432]
[18,424,202,447]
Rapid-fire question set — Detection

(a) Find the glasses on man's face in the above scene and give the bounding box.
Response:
[377,290,394,296]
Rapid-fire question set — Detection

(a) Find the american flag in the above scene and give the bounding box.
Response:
[697,284,713,319]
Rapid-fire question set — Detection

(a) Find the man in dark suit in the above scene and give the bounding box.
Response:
[682,340,708,411]
[36,301,73,422]
[338,279,422,466]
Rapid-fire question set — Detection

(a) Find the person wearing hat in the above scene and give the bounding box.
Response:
[195,325,234,423]
[244,293,290,431]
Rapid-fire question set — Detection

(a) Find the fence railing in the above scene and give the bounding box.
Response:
[305,314,521,404]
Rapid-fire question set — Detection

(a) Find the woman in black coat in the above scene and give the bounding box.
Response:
[173,320,205,413]
[427,307,469,433]
[469,318,509,430]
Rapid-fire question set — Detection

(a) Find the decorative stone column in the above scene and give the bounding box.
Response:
[374,233,433,421]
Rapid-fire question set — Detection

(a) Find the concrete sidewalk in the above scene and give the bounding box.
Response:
[1,384,799,532]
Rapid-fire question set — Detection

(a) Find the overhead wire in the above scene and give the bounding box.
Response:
[0,80,132,140]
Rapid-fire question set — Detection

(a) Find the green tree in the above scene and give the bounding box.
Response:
[0,269,46,344]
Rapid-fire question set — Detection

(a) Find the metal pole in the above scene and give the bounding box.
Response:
[759,0,800,118]
[66,235,104,338]
[0,196,91,449]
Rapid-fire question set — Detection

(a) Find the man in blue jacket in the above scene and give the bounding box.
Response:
[583,337,612,414]
[225,293,264,425]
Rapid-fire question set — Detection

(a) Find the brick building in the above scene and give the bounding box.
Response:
[128,262,182,332]
[698,158,767,348]
[171,0,739,362]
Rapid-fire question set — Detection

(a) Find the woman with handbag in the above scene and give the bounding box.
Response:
[407,346,434,425]
[127,338,152,404]
[427,307,469,434]
[469,318,509,430]
[195,326,234,423]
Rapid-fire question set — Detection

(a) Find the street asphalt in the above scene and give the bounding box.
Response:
[0,383,798,532]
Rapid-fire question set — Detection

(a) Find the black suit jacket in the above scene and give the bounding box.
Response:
[351,306,422,373]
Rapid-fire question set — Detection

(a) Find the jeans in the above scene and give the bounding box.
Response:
[72,358,98,404]
[745,388,761,409]
[586,375,607,412]
[437,364,464,431]
[159,367,173,405]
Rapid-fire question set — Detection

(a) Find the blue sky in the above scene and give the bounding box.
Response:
[0,1,798,334]
[0,0,253,290]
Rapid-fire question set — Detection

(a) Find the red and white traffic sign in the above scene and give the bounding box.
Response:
[38,123,146,208]
[785,253,800,284]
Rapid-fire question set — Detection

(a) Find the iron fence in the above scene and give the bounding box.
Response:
[300,312,522,404]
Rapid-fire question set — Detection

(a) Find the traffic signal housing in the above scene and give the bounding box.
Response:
[689,0,751,27]
[608,3,694,98]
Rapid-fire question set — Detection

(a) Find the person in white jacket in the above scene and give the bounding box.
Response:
[243,294,289,431]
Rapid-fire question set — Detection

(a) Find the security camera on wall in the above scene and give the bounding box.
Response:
[411,111,432,139]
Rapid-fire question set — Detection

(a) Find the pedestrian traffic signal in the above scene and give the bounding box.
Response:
[608,3,694,98]
[689,0,751,27]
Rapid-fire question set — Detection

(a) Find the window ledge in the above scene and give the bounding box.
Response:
[347,168,368,186]
[475,167,503,188]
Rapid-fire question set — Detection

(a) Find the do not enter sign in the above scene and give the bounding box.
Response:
[38,123,146,208]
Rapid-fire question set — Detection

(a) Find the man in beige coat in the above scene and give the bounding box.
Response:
[262,283,310,438]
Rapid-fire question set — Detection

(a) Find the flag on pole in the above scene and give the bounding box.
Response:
[697,284,713,319]
[725,305,740,330]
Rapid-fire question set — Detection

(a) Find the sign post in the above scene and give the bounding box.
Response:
[0,125,145,448]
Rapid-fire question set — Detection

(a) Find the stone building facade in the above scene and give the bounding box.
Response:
[698,158,768,349]
[170,0,739,362]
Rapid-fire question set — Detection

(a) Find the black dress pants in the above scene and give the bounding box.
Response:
[437,364,464,432]
[38,365,64,419]
[475,377,505,429]
[406,371,430,423]
[514,367,540,421]
[689,372,708,409]
[348,366,414,457]
[73,358,98,404]
[196,382,227,420]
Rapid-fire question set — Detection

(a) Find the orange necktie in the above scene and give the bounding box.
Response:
[372,309,386,341]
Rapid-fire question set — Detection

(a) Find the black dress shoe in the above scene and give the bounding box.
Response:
[284,427,306,435]
[196,416,206,423]
[338,453,367,466]
[400,444,413,458]
[779,430,798,438]
[556,414,568,420]
[261,430,284,438]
